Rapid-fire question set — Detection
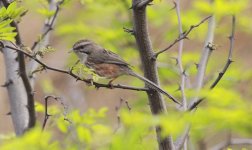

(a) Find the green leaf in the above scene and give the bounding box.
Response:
[37,8,55,17]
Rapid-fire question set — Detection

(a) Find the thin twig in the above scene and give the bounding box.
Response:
[114,98,124,133]
[188,97,205,111]
[114,98,131,133]
[174,125,191,150]
[174,0,187,111]
[42,95,71,130]
[153,15,212,59]
[42,96,59,130]
[0,43,150,92]
[210,15,235,89]
[31,1,62,51]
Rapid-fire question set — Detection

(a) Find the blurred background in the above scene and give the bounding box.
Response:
[0,0,252,149]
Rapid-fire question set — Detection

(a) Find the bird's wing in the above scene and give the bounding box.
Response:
[98,49,130,66]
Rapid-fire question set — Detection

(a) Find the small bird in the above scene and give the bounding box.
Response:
[72,39,180,105]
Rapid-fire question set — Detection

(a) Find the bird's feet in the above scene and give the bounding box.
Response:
[86,78,94,86]
[108,80,114,89]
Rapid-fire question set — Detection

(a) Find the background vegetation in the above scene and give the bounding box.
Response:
[0,0,252,149]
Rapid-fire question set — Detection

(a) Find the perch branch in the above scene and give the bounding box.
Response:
[0,43,150,92]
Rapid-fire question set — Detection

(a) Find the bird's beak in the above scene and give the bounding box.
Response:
[68,48,73,53]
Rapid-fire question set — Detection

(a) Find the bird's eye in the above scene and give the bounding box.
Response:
[78,46,84,49]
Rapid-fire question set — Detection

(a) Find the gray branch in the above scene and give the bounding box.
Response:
[1,0,35,134]
[210,138,252,150]
[174,0,187,111]
[27,0,59,87]
[188,15,216,109]
[1,42,29,135]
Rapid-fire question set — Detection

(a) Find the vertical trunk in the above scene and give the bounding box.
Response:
[132,1,174,149]
[2,42,29,135]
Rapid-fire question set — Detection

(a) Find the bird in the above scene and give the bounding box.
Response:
[71,39,180,105]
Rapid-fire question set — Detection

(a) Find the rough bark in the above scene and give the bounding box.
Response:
[132,0,175,149]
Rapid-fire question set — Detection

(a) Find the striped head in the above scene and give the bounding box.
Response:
[72,39,94,62]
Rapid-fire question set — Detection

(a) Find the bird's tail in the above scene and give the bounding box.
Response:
[128,71,181,105]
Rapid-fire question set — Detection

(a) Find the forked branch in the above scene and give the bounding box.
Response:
[153,15,212,60]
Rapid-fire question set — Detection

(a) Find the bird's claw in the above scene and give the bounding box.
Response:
[86,78,94,86]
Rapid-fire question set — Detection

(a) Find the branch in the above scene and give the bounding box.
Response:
[1,41,28,135]
[28,0,62,87]
[174,125,190,150]
[132,0,175,149]
[210,15,235,89]
[2,0,36,129]
[31,0,62,51]
[153,15,212,59]
[188,15,216,110]
[174,0,187,111]
[114,98,131,133]
[210,138,252,150]
[42,95,71,130]
[189,15,236,110]
[0,43,150,92]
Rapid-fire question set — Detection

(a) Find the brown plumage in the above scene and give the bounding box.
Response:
[72,39,181,105]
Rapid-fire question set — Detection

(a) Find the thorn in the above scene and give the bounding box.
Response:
[184,37,190,40]
[151,54,157,61]
[1,80,13,87]
[47,114,53,117]
[176,85,181,92]
[125,101,132,111]
[182,30,187,35]
[95,85,100,90]
[169,1,177,11]
[20,10,28,17]
[123,27,135,35]
[228,59,234,63]
[31,91,36,96]
[195,63,199,69]
[15,56,18,61]
[75,77,80,82]
[182,69,187,76]
[147,3,154,6]
[206,42,217,51]
[170,57,178,65]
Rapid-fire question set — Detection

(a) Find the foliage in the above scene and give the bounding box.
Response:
[0,1,27,41]
[0,97,251,149]
[1,0,252,149]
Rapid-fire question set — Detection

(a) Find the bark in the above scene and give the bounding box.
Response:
[132,0,175,149]
[2,42,29,135]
